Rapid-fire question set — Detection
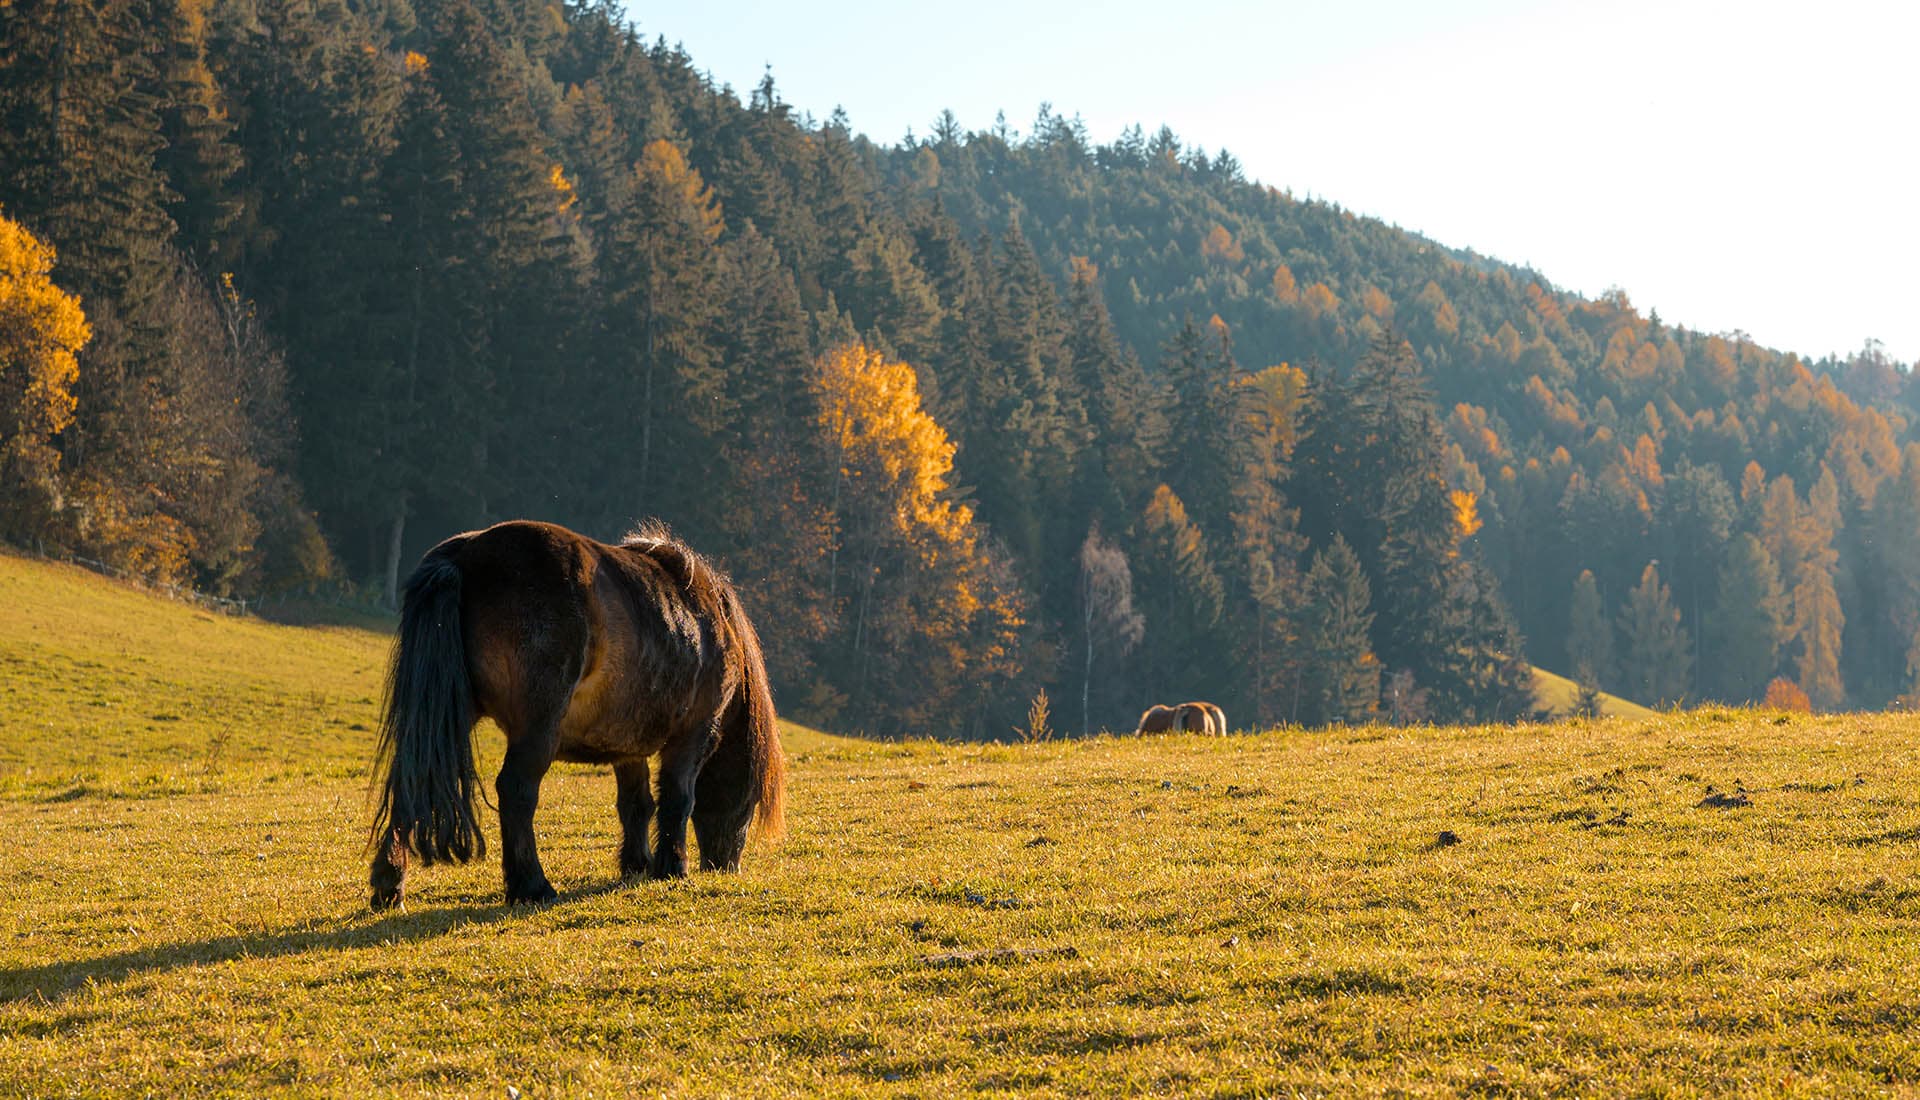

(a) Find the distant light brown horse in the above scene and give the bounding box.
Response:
[368,520,786,909]
[1167,698,1213,733]
[1134,703,1180,734]
[1133,701,1227,735]
[1194,702,1227,735]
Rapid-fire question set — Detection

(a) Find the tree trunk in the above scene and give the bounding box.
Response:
[384,497,408,610]
[1082,587,1094,737]
[639,308,655,501]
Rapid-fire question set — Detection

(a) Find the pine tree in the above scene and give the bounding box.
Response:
[1791,563,1846,710]
[706,222,836,681]
[1063,255,1166,527]
[1156,315,1238,525]
[152,0,242,265]
[972,218,1087,616]
[594,137,724,534]
[1566,569,1613,691]
[1134,483,1225,706]
[1298,535,1379,725]
[0,0,175,309]
[1618,562,1691,707]
[1871,446,1920,706]
[1227,363,1308,727]
[1705,534,1787,701]
[1661,458,1734,691]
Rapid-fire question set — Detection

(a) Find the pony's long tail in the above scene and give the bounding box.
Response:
[744,641,787,841]
[370,556,484,866]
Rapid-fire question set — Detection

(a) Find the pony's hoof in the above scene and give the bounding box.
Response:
[506,881,558,906]
[369,887,403,911]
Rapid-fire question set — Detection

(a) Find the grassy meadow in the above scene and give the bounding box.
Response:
[3,550,1920,1096]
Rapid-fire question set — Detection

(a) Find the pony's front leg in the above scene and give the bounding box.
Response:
[496,734,559,905]
[368,829,408,910]
[614,758,654,878]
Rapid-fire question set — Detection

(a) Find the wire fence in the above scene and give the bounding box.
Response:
[32,545,253,617]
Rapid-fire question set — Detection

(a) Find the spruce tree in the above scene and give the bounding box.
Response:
[1566,569,1613,691]
[1063,255,1166,529]
[1705,534,1787,701]
[1133,484,1225,707]
[1618,562,1691,707]
[1298,535,1379,725]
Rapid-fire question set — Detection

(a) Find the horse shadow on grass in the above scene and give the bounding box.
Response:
[0,879,631,1005]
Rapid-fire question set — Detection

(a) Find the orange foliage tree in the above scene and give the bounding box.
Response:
[1763,677,1812,713]
[813,341,1028,734]
[0,213,87,539]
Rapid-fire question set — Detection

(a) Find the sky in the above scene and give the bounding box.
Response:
[639,0,1918,366]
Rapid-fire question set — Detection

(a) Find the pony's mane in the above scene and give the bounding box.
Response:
[619,519,731,594]
[619,518,676,550]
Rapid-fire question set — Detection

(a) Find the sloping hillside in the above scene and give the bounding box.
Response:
[0,552,390,789]
[0,550,838,793]
[1532,665,1658,719]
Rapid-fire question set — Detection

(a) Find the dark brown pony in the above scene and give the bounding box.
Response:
[368,520,786,909]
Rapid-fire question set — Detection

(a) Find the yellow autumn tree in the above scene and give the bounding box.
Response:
[0,213,89,538]
[817,341,973,553]
[1300,281,1339,319]
[1450,489,1482,541]
[1358,283,1394,323]
[1200,224,1243,265]
[813,341,1027,734]
[1270,264,1298,305]
[1414,280,1458,338]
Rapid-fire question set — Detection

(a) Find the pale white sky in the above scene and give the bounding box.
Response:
[640,0,1918,365]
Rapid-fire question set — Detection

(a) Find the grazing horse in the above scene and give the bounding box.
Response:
[1173,702,1217,734]
[1136,701,1227,735]
[368,520,786,909]
[1134,704,1180,734]
[1195,702,1228,735]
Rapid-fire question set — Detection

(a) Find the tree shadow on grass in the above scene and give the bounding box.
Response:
[0,879,631,1005]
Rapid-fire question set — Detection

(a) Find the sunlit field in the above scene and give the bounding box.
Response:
[3,551,1918,1096]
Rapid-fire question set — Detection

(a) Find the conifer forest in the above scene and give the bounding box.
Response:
[4,0,1917,736]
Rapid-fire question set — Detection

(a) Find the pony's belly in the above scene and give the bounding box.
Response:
[554,720,668,763]
[555,673,667,762]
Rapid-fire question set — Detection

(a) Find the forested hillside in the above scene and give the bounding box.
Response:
[2,0,1915,735]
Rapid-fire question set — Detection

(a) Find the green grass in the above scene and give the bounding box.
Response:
[1532,665,1660,720]
[3,549,1919,1096]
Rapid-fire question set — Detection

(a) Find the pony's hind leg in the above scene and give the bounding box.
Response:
[496,715,564,905]
[614,758,653,879]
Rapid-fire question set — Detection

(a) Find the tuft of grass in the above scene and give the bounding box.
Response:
[3,549,1919,1095]
[1016,687,1053,743]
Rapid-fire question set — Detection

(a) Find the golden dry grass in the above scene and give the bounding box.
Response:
[3,550,1918,1096]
